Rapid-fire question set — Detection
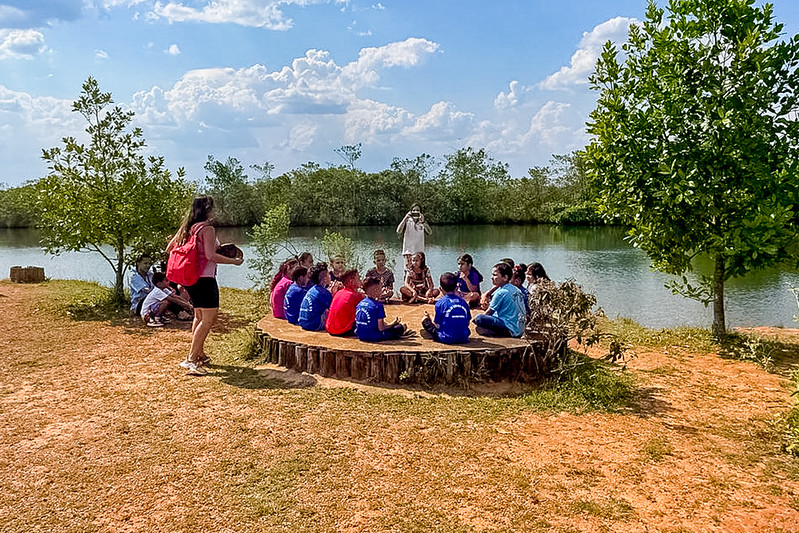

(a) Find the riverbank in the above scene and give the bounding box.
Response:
[2,279,798,531]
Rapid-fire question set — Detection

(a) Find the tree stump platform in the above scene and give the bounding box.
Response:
[255,303,552,387]
[10,266,45,283]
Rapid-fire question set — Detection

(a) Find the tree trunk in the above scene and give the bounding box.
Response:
[712,256,726,339]
[114,248,125,304]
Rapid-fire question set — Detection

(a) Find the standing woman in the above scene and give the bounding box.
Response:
[168,196,243,376]
[396,203,431,269]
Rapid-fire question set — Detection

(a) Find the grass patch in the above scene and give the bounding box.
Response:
[600,317,714,353]
[44,279,129,321]
[569,497,636,521]
[641,435,673,462]
[521,352,635,413]
[780,368,799,457]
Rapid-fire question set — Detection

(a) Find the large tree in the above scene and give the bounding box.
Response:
[585,0,799,337]
[39,77,191,303]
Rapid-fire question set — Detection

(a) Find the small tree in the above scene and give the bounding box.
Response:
[248,204,292,290]
[585,0,799,337]
[39,77,191,303]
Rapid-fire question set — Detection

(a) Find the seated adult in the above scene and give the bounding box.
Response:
[325,269,364,336]
[355,277,407,342]
[473,262,526,338]
[298,263,335,331]
[283,265,310,325]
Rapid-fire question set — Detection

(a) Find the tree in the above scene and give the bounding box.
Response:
[39,77,191,303]
[585,0,799,337]
[334,143,362,170]
[204,155,259,226]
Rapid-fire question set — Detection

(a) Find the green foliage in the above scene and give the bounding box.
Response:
[782,368,799,456]
[585,0,799,337]
[204,155,260,226]
[0,182,39,228]
[38,77,192,303]
[248,204,291,290]
[521,351,635,413]
[718,332,775,371]
[527,278,630,374]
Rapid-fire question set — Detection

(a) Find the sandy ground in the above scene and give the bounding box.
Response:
[1,280,798,532]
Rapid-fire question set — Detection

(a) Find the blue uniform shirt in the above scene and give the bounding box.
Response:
[434,293,472,344]
[298,284,332,331]
[283,282,308,325]
[355,297,386,342]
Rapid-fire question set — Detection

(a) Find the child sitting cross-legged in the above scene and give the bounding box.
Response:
[473,262,527,338]
[325,269,364,336]
[299,262,339,331]
[400,251,440,304]
[422,272,471,344]
[365,249,395,302]
[282,265,310,325]
[355,277,408,342]
[140,272,193,327]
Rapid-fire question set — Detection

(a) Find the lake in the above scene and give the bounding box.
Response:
[2,225,798,329]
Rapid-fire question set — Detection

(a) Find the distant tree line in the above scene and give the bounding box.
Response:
[0,146,600,229]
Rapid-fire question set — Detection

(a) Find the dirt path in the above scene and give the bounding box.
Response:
[1,281,798,532]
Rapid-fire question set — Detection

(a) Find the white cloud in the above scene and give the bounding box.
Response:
[404,101,473,138]
[0,29,47,59]
[166,43,181,55]
[0,84,81,180]
[95,49,109,59]
[150,0,341,30]
[541,16,637,90]
[494,80,531,110]
[0,1,82,28]
[371,3,385,10]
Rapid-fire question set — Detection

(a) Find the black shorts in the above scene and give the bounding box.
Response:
[186,277,219,309]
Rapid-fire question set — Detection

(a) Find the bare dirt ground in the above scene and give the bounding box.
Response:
[1,280,798,532]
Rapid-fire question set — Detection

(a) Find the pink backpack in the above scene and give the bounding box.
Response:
[166,223,208,287]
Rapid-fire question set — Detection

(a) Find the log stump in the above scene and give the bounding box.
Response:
[10,266,45,283]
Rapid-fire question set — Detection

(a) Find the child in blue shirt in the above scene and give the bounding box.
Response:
[473,263,526,337]
[355,277,407,342]
[299,263,334,331]
[283,265,310,325]
[422,272,471,344]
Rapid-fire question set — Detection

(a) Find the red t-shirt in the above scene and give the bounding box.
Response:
[325,287,364,334]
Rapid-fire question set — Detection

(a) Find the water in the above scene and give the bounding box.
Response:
[2,225,798,329]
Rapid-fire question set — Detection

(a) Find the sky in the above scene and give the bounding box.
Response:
[1,0,799,187]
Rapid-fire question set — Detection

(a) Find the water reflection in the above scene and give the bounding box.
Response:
[2,225,798,329]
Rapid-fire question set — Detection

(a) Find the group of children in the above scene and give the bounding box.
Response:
[270,249,551,345]
[129,254,195,327]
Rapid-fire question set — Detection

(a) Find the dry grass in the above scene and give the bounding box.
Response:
[1,280,799,532]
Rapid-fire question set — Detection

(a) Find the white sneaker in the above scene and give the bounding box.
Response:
[178,359,192,370]
[185,362,208,376]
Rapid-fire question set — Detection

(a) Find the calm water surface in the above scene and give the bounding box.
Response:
[2,225,797,329]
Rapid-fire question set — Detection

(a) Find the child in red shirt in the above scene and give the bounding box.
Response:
[325,269,364,336]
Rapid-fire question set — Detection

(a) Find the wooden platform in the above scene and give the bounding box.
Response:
[255,303,551,386]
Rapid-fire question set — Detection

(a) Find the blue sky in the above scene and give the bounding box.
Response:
[1,0,798,186]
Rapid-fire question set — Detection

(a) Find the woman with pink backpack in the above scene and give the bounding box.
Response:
[167,196,244,376]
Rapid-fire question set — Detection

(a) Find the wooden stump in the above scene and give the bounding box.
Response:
[351,354,366,380]
[335,352,351,378]
[295,345,307,372]
[320,350,336,377]
[385,352,401,383]
[10,266,45,283]
[307,347,319,374]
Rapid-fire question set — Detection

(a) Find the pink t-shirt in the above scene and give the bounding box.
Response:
[271,277,292,318]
